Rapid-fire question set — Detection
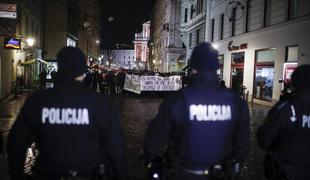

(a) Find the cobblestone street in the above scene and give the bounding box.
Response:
[0,92,270,180]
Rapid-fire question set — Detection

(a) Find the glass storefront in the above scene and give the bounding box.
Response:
[253,65,274,101]
[253,48,275,101]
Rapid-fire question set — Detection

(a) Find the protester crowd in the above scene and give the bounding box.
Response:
[82,69,126,95]
[3,44,310,180]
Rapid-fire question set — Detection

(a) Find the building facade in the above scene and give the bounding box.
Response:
[0,0,44,98]
[206,0,310,105]
[43,0,80,60]
[134,21,150,70]
[102,49,135,70]
[150,0,185,72]
[78,0,101,66]
[0,0,101,98]
[179,0,207,65]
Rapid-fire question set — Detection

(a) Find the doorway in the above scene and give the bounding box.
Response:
[231,52,245,95]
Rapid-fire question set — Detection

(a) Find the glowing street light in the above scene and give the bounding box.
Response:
[212,44,218,50]
[27,38,35,47]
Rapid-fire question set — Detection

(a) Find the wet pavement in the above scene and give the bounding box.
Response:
[0,92,270,180]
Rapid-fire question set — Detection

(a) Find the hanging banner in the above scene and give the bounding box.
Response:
[124,74,182,94]
[124,75,141,94]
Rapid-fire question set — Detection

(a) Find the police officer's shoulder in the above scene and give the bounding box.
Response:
[220,87,243,102]
[161,89,184,107]
[266,100,290,119]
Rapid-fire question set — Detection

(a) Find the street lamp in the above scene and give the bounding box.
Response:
[26,38,35,47]
[212,44,218,50]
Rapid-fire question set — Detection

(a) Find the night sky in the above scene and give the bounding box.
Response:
[100,0,152,49]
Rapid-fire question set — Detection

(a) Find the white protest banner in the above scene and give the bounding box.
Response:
[124,74,141,94]
[140,75,182,91]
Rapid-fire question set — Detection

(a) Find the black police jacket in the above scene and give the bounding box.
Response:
[144,72,250,169]
[257,89,310,168]
[7,79,128,180]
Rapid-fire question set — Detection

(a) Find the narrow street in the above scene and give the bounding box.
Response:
[0,92,269,180]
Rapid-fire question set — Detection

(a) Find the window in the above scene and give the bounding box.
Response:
[263,0,271,27]
[245,0,252,32]
[124,56,126,59]
[287,0,299,20]
[189,33,192,47]
[184,8,188,23]
[128,56,130,59]
[219,14,224,40]
[217,55,224,79]
[253,49,276,102]
[210,19,215,42]
[190,5,194,19]
[286,45,298,62]
[196,29,201,45]
[231,7,236,37]
[197,0,203,14]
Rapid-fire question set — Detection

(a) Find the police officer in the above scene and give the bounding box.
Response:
[7,47,128,180]
[144,42,250,180]
[0,132,3,156]
[257,64,310,180]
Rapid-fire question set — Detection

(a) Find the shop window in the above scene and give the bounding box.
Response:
[281,45,298,93]
[253,48,275,102]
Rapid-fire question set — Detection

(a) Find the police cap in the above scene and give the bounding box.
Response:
[291,64,310,89]
[189,42,219,72]
[56,46,87,78]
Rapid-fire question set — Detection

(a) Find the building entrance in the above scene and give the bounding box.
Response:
[231,52,245,95]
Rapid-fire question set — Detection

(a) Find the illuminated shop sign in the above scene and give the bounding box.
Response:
[4,38,21,49]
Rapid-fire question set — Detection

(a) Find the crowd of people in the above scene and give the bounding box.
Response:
[83,69,126,95]
[3,43,310,180]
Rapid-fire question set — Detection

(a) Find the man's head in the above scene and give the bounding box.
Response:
[189,42,219,74]
[56,46,87,80]
[291,64,310,90]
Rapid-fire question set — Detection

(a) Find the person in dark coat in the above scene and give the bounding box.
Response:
[257,64,310,180]
[0,132,3,156]
[7,47,128,180]
[144,42,250,180]
[39,68,47,91]
[219,80,227,88]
